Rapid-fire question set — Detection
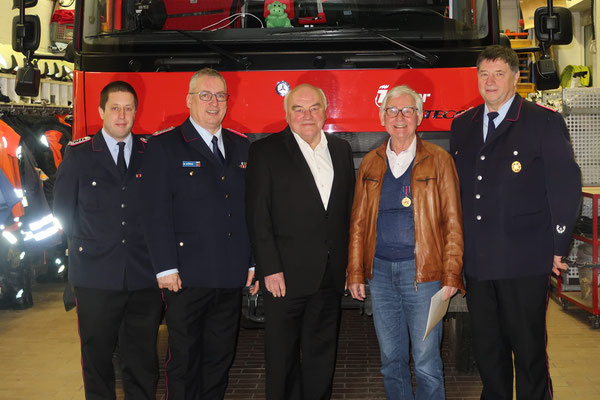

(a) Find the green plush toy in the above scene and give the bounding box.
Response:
[266,1,293,28]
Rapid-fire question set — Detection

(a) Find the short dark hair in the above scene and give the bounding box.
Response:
[476,45,519,74]
[99,81,138,110]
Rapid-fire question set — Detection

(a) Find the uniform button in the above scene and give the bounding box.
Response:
[189,171,194,176]
[476,215,482,220]
[221,176,226,181]
[121,203,126,208]
[475,194,481,199]
[78,246,83,252]
[477,175,482,181]
[228,232,232,237]
[122,186,126,191]
[91,181,97,186]
[228,213,232,217]
[513,150,519,156]
[225,194,230,199]
[480,155,485,161]
[121,221,126,226]
[179,242,184,247]
[121,239,127,244]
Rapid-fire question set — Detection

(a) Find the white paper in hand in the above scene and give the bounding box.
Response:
[423,287,450,341]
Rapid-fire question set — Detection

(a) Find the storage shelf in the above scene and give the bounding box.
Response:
[558,186,600,328]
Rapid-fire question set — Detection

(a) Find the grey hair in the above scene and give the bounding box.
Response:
[283,83,328,114]
[379,85,423,117]
[188,68,227,93]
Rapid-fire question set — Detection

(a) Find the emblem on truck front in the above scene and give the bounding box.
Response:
[276,81,291,97]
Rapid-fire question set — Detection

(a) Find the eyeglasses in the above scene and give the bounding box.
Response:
[190,91,230,102]
[384,106,418,118]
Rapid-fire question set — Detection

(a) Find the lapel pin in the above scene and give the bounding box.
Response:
[239,162,247,169]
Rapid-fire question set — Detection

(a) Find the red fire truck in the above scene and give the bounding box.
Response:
[69,0,499,149]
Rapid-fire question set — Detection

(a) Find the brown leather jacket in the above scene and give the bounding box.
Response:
[347,137,465,292]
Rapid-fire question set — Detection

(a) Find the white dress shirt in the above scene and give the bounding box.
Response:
[291,130,334,209]
[386,135,417,178]
[101,129,132,166]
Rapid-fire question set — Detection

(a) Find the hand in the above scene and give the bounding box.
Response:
[264,272,286,297]
[246,269,260,296]
[157,273,182,292]
[552,255,568,276]
[348,283,366,301]
[442,286,458,301]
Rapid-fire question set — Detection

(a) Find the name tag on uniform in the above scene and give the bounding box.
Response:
[182,161,201,167]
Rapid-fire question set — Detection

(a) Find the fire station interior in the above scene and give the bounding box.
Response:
[0,1,599,399]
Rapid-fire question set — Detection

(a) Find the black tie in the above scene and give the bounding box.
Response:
[117,142,127,177]
[211,136,225,166]
[485,111,499,142]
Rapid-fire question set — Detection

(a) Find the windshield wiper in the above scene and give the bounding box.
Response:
[372,30,438,67]
[176,30,251,69]
[268,27,437,67]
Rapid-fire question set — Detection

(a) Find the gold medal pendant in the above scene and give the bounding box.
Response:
[512,161,522,173]
[402,197,411,207]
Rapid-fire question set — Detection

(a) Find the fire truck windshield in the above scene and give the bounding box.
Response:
[82,0,489,43]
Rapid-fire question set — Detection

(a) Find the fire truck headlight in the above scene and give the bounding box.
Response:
[19,252,25,260]
[55,258,62,265]
[57,265,65,274]
[16,289,24,299]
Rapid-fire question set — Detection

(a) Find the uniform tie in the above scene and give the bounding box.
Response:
[117,142,127,177]
[211,136,225,166]
[485,111,499,142]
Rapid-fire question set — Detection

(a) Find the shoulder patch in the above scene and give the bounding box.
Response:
[153,126,175,136]
[226,128,248,139]
[535,102,557,112]
[68,136,91,146]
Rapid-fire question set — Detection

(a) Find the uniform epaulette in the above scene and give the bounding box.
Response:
[535,102,557,112]
[153,126,175,136]
[226,128,248,139]
[68,136,91,146]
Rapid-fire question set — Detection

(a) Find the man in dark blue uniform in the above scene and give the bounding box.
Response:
[450,45,581,400]
[54,81,163,400]
[142,68,258,399]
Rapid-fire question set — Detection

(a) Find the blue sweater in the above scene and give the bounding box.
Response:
[375,161,415,261]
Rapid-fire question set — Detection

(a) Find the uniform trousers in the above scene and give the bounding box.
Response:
[263,262,341,400]
[163,287,242,400]
[74,286,163,400]
[466,274,553,400]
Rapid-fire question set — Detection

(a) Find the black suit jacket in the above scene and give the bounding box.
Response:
[246,127,355,297]
[450,94,581,280]
[142,118,251,288]
[53,131,157,290]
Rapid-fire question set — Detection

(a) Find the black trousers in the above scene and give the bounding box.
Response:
[74,286,163,400]
[263,265,342,400]
[163,287,242,400]
[466,274,553,400]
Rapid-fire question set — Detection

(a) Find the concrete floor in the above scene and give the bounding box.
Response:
[0,282,598,400]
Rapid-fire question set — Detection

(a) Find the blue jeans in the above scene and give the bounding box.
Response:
[369,257,445,400]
